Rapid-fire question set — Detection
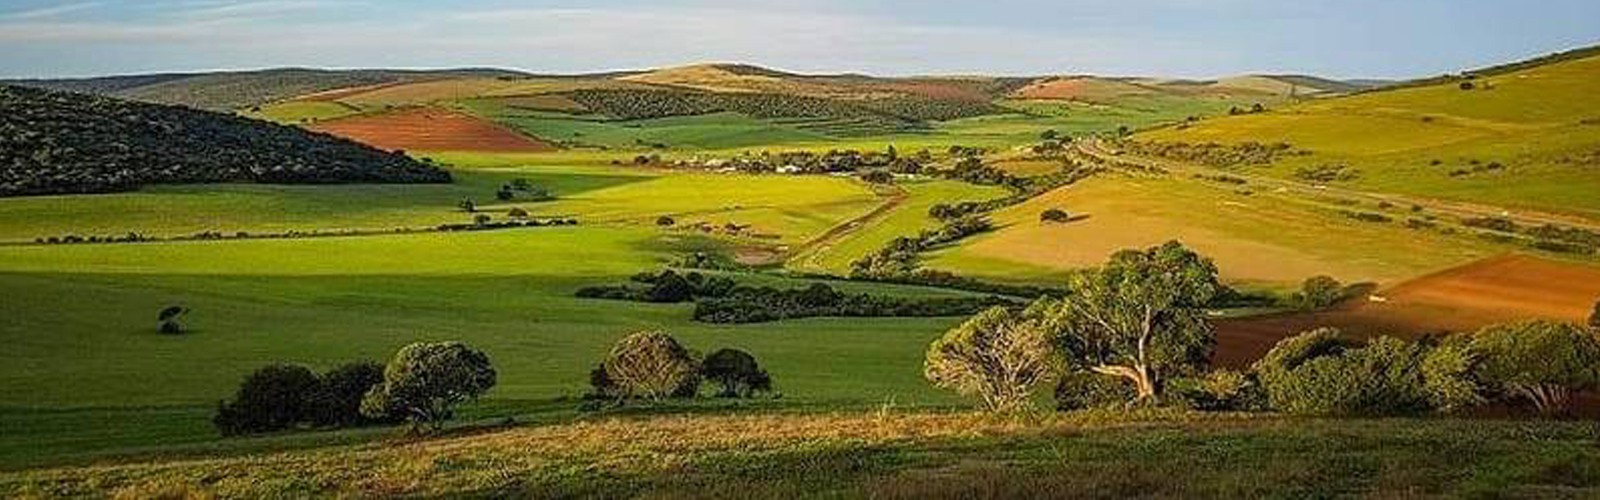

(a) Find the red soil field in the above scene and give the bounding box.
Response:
[1213,254,1600,367]
[311,107,555,153]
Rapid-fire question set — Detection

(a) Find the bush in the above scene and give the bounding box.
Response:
[602,331,701,401]
[656,215,675,227]
[157,305,188,334]
[1169,369,1265,411]
[1253,329,1472,415]
[305,361,391,427]
[1295,276,1345,310]
[360,342,497,429]
[925,307,1058,413]
[213,364,321,436]
[1054,372,1136,411]
[1039,208,1071,223]
[1468,320,1600,414]
[701,348,773,398]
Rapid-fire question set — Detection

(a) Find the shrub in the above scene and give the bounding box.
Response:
[507,207,529,220]
[1054,372,1136,411]
[656,215,675,227]
[306,361,391,427]
[457,199,476,213]
[213,364,321,436]
[701,348,773,398]
[1468,320,1600,414]
[1039,208,1071,223]
[925,307,1059,413]
[860,170,894,184]
[602,331,701,401]
[1170,369,1265,411]
[1295,276,1345,310]
[361,342,497,429]
[158,305,188,334]
[1253,329,1471,415]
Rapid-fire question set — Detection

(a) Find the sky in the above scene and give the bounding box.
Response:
[0,0,1596,79]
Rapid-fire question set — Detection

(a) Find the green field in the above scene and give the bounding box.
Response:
[1138,53,1600,217]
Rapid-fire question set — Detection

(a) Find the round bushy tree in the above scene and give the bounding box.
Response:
[1037,241,1219,402]
[306,361,390,427]
[926,307,1059,413]
[1297,276,1344,310]
[213,364,321,436]
[361,342,497,429]
[158,305,188,334]
[702,348,772,398]
[603,331,701,400]
[1469,320,1600,414]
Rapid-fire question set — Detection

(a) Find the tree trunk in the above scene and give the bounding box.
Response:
[1091,364,1157,402]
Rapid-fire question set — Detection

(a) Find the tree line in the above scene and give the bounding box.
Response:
[925,241,1600,416]
[0,84,449,196]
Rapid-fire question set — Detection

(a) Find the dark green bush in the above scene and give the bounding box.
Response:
[213,364,321,436]
[305,362,392,427]
[1054,372,1136,411]
[1253,329,1468,415]
[701,349,773,398]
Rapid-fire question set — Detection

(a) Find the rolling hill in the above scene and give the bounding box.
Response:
[1134,45,1600,217]
[6,68,531,111]
[0,84,450,196]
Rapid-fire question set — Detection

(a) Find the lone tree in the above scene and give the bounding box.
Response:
[361,342,497,429]
[473,214,492,227]
[1040,208,1072,223]
[701,348,773,398]
[457,199,477,213]
[1468,320,1600,414]
[602,331,700,400]
[507,207,529,221]
[1038,241,1219,402]
[158,305,188,334]
[656,215,676,227]
[925,306,1059,413]
[496,185,515,201]
[1296,276,1345,310]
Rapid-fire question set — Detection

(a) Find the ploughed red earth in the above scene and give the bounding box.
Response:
[311,107,556,153]
[1214,254,1600,368]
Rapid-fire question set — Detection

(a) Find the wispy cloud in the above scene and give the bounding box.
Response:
[0,2,104,20]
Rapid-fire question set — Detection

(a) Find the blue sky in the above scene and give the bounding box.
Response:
[0,0,1596,79]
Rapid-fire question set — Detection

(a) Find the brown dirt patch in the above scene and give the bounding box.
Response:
[310,107,555,152]
[1214,254,1600,367]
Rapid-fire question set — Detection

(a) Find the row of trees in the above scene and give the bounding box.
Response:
[214,342,495,435]
[588,332,773,401]
[576,270,1010,323]
[925,241,1600,416]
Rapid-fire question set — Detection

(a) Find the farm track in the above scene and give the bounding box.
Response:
[785,183,910,271]
[1075,140,1600,232]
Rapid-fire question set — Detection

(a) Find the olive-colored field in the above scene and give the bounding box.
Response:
[1213,254,1600,366]
[1138,53,1600,217]
[925,175,1509,288]
[311,107,557,152]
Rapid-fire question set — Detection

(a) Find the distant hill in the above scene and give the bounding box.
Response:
[0,85,450,197]
[7,68,530,111]
[1135,45,1600,217]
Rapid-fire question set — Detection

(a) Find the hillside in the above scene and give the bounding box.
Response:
[7,68,530,111]
[0,85,451,196]
[1135,47,1600,217]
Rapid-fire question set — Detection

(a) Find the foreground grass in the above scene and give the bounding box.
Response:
[5,410,1598,498]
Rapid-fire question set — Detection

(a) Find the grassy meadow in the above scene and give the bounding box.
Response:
[6,411,1599,498]
[1138,53,1600,217]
